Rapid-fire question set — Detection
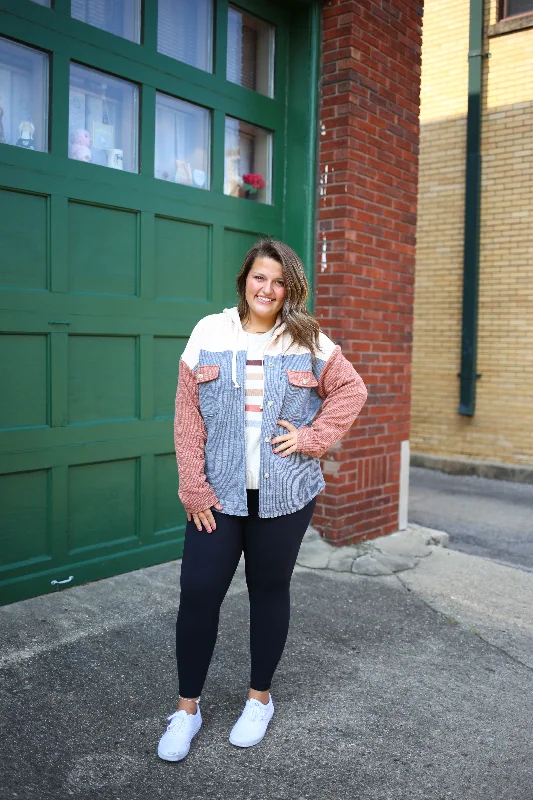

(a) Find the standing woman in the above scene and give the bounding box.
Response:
[158,239,367,761]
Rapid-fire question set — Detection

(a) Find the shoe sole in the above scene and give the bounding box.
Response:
[157,721,202,761]
[229,714,274,748]
[229,732,267,748]
[157,745,190,762]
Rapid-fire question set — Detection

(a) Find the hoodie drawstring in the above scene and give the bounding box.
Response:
[223,306,286,389]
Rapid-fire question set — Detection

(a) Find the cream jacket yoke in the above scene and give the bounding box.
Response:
[174,307,368,519]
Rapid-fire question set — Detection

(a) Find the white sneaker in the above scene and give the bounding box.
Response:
[157,707,202,761]
[229,696,274,748]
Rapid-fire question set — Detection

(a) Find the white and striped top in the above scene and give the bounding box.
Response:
[244,326,276,489]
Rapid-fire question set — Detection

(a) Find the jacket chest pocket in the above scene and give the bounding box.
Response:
[196,365,221,419]
[281,369,319,422]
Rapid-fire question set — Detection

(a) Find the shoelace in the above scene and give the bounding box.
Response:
[166,710,188,732]
[242,699,266,722]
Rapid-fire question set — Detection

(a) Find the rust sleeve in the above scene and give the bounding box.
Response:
[296,346,368,459]
[174,358,219,513]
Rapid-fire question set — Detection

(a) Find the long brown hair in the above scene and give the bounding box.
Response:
[236,238,321,357]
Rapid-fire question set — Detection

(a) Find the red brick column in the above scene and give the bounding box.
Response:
[314,0,423,544]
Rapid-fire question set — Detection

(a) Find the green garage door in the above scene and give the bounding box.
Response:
[0,0,319,605]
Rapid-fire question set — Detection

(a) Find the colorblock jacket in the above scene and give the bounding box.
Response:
[175,307,368,518]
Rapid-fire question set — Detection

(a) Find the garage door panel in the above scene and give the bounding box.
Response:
[154,336,187,418]
[67,458,139,554]
[0,189,48,291]
[68,335,138,424]
[223,228,262,309]
[154,453,185,536]
[68,202,139,297]
[0,334,49,431]
[0,469,52,570]
[154,217,211,302]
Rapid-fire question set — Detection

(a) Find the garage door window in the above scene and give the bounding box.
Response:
[155,93,210,188]
[69,63,139,172]
[0,37,49,153]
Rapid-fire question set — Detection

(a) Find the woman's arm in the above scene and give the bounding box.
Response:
[295,345,367,459]
[174,358,219,513]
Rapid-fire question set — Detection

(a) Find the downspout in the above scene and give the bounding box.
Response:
[458,0,488,415]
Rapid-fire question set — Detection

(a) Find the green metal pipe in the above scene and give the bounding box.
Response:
[458,0,487,416]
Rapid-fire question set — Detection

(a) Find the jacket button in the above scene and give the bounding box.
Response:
[264,472,269,479]
[302,378,308,384]
[198,373,203,379]
[264,436,270,442]
[267,400,273,407]
[269,361,274,367]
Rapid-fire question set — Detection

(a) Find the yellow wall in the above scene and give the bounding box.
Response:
[411,0,533,467]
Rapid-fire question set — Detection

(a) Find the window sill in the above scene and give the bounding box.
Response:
[488,13,533,37]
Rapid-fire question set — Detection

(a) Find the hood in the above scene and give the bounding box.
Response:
[223,306,287,388]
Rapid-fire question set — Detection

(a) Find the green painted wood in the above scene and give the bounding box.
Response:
[0,0,320,604]
[50,332,68,427]
[154,452,186,535]
[0,189,48,290]
[50,195,68,293]
[67,457,140,555]
[68,202,139,296]
[283,2,321,303]
[0,334,48,430]
[154,217,212,302]
[0,468,51,571]
[140,334,154,421]
[139,452,156,544]
[49,464,68,562]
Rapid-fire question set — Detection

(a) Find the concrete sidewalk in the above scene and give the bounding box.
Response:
[1,525,532,800]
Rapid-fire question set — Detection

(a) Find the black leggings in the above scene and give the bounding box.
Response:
[176,490,317,696]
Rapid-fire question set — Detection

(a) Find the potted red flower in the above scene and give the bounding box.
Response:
[242,173,265,200]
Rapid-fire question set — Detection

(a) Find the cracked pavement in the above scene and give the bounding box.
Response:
[1,523,532,799]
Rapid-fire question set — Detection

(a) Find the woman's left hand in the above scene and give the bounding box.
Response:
[271,420,299,457]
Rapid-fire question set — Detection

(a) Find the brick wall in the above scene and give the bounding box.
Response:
[313,0,423,544]
[411,0,533,467]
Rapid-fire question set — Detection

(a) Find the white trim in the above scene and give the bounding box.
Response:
[399,440,410,531]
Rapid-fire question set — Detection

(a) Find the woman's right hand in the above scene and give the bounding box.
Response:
[187,503,223,533]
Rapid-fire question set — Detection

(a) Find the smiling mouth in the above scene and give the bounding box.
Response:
[256,296,275,304]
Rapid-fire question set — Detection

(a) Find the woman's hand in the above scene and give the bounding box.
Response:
[271,420,299,457]
[187,503,223,533]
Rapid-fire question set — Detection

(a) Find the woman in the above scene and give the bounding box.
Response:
[158,238,367,761]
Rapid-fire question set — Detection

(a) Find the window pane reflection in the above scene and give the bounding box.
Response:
[158,0,213,73]
[504,0,533,16]
[224,117,272,204]
[0,37,49,152]
[71,0,141,43]
[155,93,210,189]
[29,0,51,6]
[227,6,274,98]
[69,63,138,172]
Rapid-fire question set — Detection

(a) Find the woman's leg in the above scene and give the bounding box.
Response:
[243,491,317,695]
[176,509,244,703]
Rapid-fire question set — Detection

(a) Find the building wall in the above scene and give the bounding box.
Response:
[411,0,533,467]
[314,0,423,543]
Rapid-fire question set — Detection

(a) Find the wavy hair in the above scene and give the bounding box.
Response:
[236,238,321,357]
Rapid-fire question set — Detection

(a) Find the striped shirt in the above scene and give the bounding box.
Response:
[245,326,276,489]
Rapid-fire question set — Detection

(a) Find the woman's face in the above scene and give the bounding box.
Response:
[244,256,286,327]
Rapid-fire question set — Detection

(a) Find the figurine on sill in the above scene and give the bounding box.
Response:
[0,107,6,144]
[16,121,35,149]
[70,128,92,162]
